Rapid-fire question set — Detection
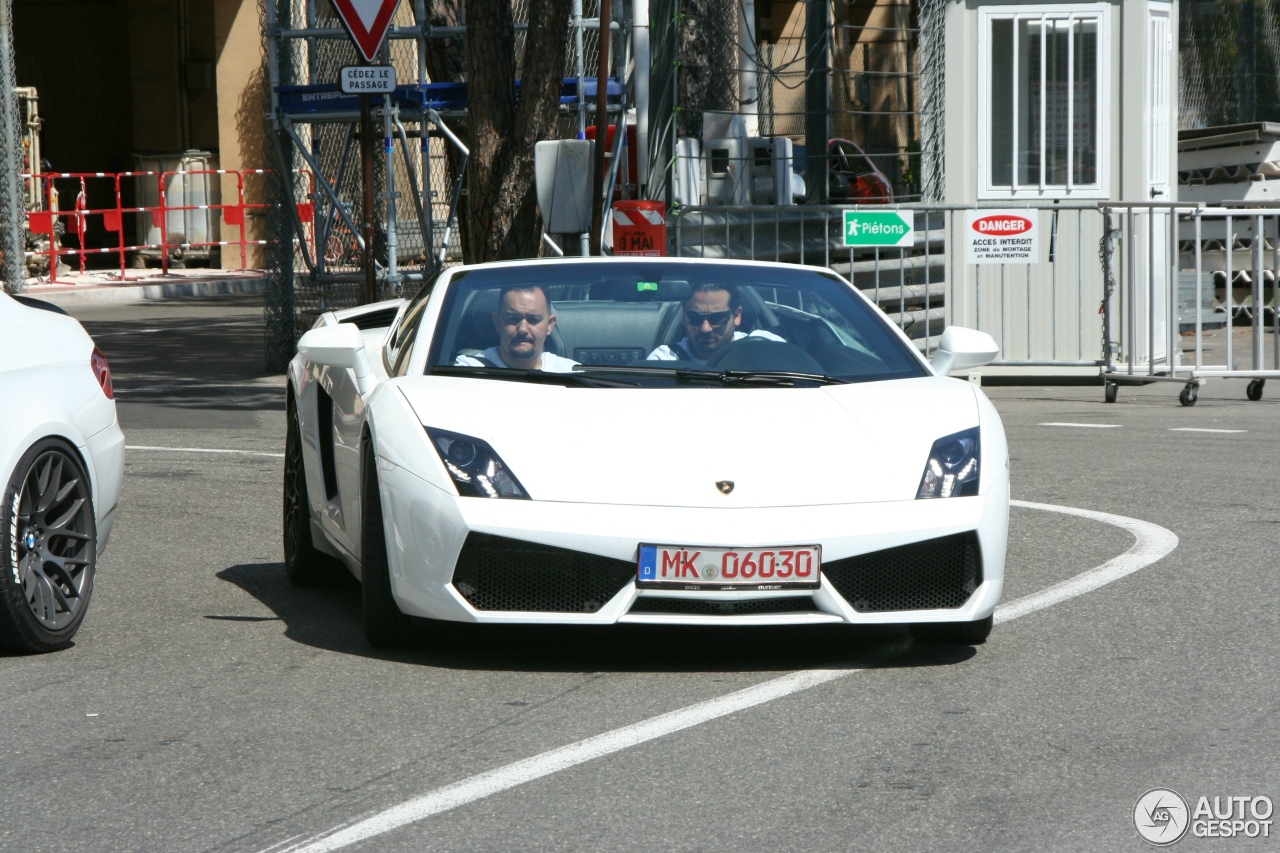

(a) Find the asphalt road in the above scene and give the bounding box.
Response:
[1,295,1276,852]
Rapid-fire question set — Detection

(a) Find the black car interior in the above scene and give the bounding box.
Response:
[437,265,926,381]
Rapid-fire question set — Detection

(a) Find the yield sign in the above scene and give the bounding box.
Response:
[330,0,402,63]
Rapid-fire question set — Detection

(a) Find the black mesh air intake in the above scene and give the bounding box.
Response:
[452,533,635,612]
[628,597,820,616]
[822,532,982,612]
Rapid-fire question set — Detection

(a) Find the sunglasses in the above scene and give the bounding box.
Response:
[684,310,733,328]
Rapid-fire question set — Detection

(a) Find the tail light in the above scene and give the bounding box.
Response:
[91,346,114,399]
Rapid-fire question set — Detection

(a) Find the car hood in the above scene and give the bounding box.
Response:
[397,377,980,507]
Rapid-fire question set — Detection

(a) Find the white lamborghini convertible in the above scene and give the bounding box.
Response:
[285,258,1008,648]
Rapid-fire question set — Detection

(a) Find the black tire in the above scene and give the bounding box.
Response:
[0,439,97,653]
[1104,381,1118,403]
[1179,384,1198,407]
[361,442,410,649]
[1247,379,1264,401]
[909,615,993,646]
[284,396,343,585]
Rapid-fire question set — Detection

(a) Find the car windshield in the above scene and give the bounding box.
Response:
[424,260,929,386]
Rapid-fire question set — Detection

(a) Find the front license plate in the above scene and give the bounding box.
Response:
[637,544,821,590]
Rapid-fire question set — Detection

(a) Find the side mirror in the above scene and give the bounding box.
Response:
[931,326,1000,376]
[297,322,374,391]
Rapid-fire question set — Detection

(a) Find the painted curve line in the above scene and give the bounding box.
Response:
[264,500,1178,853]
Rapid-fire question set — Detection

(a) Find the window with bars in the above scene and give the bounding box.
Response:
[979,5,1109,198]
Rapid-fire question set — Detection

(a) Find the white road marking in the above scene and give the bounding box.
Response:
[1168,428,1246,434]
[126,445,284,459]
[996,500,1179,623]
[1038,422,1122,428]
[268,501,1179,853]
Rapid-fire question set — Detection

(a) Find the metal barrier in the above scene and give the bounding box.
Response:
[672,202,1108,376]
[1102,202,1280,405]
[20,168,313,283]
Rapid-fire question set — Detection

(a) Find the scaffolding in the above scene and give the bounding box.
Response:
[261,0,628,349]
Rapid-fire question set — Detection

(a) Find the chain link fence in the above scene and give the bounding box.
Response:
[0,0,24,294]
[653,0,933,204]
[1181,0,1280,129]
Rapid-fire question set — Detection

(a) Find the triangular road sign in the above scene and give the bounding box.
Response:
[330,0,402,64]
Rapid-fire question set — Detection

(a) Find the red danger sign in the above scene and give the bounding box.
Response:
[964,209,1039,265]
[971,215,1034,236]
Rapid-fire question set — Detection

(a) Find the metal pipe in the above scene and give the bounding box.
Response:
[632,0,650,188]
[589,0,612,256]
[438,149,467,268]
[0,0,26,292]
[1127,208,1136,375]
[1253,213,1263,370]
[1226,214,1234,370]
[573,0,587,138]
[382,93,401,293]
[393,116,430,274]
[316,124,359,274]
[542,233,566,255]
[1194,212,1203,369]
[283,119,365,248]
[1148,208,1155,372]
[426,109,469,155]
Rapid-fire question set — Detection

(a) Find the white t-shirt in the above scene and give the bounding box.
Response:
[454,347,579,372]
[646,329,786,366]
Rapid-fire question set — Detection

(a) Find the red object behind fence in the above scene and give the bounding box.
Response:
[611,200,666,256]
[21,168,314,284]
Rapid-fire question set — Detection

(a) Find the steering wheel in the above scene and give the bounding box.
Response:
[704,335,826,374]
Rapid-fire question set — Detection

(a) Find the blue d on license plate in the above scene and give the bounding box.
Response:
[637,544,821,590]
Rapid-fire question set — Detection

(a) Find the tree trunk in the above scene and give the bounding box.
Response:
[464,0,573,262]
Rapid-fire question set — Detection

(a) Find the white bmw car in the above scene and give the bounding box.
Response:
[286,258,1008,648]
[0,292,124,653]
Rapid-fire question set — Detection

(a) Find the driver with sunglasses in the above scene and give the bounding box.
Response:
[646,282,783,365]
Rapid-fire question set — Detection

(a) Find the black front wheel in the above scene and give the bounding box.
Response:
[0,439,97,653]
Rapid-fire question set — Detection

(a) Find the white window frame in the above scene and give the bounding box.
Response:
[977,3,1111,199]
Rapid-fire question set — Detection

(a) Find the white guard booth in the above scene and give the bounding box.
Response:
[942,0,1178,376]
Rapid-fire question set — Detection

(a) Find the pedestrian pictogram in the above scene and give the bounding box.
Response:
[330,0,402,63]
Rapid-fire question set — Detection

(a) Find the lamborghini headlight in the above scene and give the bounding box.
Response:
[427,428,530,499]
[916,427,980,499]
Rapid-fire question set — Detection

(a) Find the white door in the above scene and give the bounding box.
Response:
[1146,2,1173,367]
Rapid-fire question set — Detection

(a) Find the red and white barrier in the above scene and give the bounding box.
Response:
[22,168,315,283]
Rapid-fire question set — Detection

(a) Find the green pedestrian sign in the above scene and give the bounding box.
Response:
[842,211,914,248]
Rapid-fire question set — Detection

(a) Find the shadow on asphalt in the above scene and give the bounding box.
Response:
[217,562,978,673]
[80,313,283,415]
